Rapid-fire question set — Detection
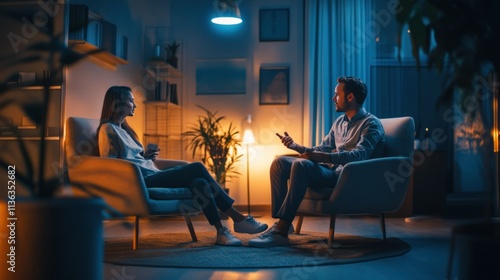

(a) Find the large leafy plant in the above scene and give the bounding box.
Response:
[396,0,499,217]
[396,0,500,106]
[0,5,98,197]
[183,105,242,186]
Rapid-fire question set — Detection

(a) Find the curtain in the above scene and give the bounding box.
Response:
[305,0,371,145]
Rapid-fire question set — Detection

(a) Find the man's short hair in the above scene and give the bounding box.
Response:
[337,76,367,105]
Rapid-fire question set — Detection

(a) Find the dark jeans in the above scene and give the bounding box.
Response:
[144,162,234,225]
[270,156,339,223]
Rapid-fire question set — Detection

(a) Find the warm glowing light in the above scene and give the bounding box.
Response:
[241,114,255,144]
[493,88,499,152]
[243,129,255,144]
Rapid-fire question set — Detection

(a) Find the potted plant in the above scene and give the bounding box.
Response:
[183,105,242,192]
[0,5,104,280]
[165,40,180,68]
[396,1,500,278]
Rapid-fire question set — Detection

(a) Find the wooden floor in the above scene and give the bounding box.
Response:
[102,212,471,280]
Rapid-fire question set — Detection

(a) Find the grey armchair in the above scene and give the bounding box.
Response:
[65,117,201,249]
[295,117,415,247]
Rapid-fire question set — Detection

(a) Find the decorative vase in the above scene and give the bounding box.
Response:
[0,197,105,280]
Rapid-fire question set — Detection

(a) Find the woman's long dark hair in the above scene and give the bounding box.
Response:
[97,86,139,145]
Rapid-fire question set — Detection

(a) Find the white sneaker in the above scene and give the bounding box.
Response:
[234,215,268,234]
[269,222,295,234]
[216,226,243,246]
[248,228,290,248]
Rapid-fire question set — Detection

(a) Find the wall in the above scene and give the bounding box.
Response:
[63,0,304,207]
[169,0,305,206]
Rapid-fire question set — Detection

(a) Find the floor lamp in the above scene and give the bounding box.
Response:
[242,114,255,215]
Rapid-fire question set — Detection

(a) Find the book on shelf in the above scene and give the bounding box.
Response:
[69,4,103,48]
[154,80,161,101]
[161,81,170,101]
[69,4,88,41]
[153,80,178,102]
[102,20,117,55]
[87,20,102,48]
[170,84,178,105]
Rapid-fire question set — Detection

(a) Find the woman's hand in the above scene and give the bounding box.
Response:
[144,147,160,161]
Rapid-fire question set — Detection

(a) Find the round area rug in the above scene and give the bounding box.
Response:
[104,231,410,269]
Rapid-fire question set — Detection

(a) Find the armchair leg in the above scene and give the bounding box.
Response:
[184,215,198,242]
[379,213,387,241]
[328,215,336,248]
[133,216,140,250]
[295,215,304,234]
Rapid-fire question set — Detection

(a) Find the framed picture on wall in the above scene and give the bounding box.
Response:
[259,9,289,42]
[259,66,289,105]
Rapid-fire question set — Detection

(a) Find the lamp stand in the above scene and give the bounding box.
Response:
[246,143,251,215]
[245,143,262,217]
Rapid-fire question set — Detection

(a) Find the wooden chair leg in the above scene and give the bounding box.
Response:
[328,215,336,248]
[379,213,387,240]
[184,215,198,242]
[132,216,139,250]
[295,215,304,234]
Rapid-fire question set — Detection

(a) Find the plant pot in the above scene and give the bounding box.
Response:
[1,197,105,280]
[447,221,500,280]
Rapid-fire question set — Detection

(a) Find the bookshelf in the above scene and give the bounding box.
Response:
[143,61,183,159]
[68,4,128,70]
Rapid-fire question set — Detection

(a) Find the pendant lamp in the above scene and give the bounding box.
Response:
[211,0,243,25]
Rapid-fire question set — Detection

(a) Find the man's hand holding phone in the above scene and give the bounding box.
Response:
[276,132,301,152]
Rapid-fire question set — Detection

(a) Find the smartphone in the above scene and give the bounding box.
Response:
[146,143,158,152]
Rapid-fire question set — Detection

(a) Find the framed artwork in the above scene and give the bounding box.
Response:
[196,59,247,95]
[259,9,289,42]
[259,66,289,105]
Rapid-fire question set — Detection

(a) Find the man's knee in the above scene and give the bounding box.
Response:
[291,158,315,171]
[271,156,295,170]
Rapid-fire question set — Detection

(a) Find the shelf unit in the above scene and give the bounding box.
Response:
[0,3,66,192]
[0,2,129,193]
[68,4,128,71]
[69,40,128,71]
[146,61,182,80]
[143,61,183,159]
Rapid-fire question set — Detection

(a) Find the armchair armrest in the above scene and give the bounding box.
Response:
[154,158,190,170]
[328,156,412,214]
[68,156,151,216]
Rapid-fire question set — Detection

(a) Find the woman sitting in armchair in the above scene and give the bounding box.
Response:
[97,86,268,246]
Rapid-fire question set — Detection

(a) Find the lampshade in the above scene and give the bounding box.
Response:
[211,0,243,25]
[242,114,255,144]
